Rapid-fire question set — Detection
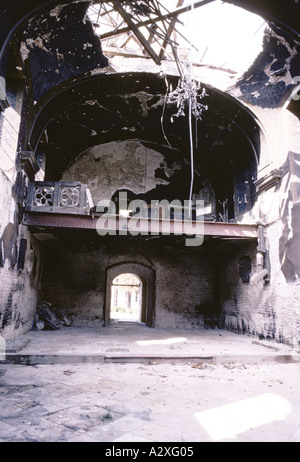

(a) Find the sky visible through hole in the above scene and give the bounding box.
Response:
[88,0,266,74]
[178,0,266,72]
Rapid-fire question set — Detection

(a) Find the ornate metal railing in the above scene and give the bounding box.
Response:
[25,181,88,215]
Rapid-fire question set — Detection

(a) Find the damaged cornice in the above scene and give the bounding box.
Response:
[19,151,40,180]
[255,168,282,193]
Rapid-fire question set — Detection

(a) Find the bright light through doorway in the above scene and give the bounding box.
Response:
[111,273,141,322]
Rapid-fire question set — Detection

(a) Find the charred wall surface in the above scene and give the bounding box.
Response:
[1,0,300,344]
[20,2,108,102]
[218,23,300,346]
[0,76,43,339]
[0,167,43,339]
[43,138,220,328]
[39,235,219,329]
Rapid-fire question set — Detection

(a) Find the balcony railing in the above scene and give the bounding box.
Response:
[24,181,258,240]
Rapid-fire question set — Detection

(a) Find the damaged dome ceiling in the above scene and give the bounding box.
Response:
[0,0,298,194]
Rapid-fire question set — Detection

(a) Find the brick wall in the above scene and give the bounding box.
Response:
[40,240,216,329]
[221,195,300,346]
[0,90,41,339]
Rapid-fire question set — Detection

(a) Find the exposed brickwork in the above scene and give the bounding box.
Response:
[40,241,216,329]
[0,103,41,339]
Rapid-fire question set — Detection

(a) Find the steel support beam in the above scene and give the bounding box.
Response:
[23,213,258,239]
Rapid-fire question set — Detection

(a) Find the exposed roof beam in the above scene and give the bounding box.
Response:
[100,0,216,40]
[110,0,162,64]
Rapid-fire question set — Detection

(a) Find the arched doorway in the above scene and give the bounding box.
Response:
[111,273,142,322]
[105,262,155,327]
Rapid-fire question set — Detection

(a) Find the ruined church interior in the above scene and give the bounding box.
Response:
[1,0,300,445]
[0,0,300,349]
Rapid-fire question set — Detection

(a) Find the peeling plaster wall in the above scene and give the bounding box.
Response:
[61,140,169,205]
[220,232,300,346]
[20,3,108,102]
[278,111,300,282]
[61,138,220,215]
[220,242,267,337]
[0,84,42,339]
[0,171,42,339]
[0,235,41,339]
[216,22,300,346]
[230,25,300,108]
[53,139,218,328]
[220,107,300,345]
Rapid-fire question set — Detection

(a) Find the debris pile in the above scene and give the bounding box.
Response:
[34,301,72,331]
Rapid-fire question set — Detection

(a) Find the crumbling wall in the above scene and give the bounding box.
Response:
[0,82,42,339]
[40,239,217,329]
[61,140,169,205]
[0,233,42,339]
[278,110,300,282]
[220,106,300,346]
[0,172,42,339]
[231,25,300,108]
[20,3,108,102]
[220,241,273,338]
[220,21,300,346]
[153,250,217,329]
[220,228,300,346]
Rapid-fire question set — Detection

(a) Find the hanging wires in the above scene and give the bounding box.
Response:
[158,1,208,216]
[165,0,208,215]
[161,74,172,148]
[187,0,195,216]
[188,90,194,216]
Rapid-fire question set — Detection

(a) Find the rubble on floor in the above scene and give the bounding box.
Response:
[34,301,72,331]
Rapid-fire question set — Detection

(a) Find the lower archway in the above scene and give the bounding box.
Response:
[110,273,142,322]
[105,262,155,327]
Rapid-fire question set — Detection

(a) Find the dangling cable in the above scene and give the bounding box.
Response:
[188,0,195,216]
[162,0,207,214]
[161,74,172,148]
[188,96,194,217]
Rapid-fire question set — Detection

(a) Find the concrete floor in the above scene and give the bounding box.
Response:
[1,322,300,443]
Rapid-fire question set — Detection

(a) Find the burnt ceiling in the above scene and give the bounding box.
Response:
[32,72,260,181]
[0,0,298,192]
[1,0,300,81]
[1,0,300,48]
[31,71,259,222]
[1,1,299,117]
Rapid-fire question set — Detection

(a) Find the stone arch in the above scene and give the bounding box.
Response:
[105,262,155,327]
